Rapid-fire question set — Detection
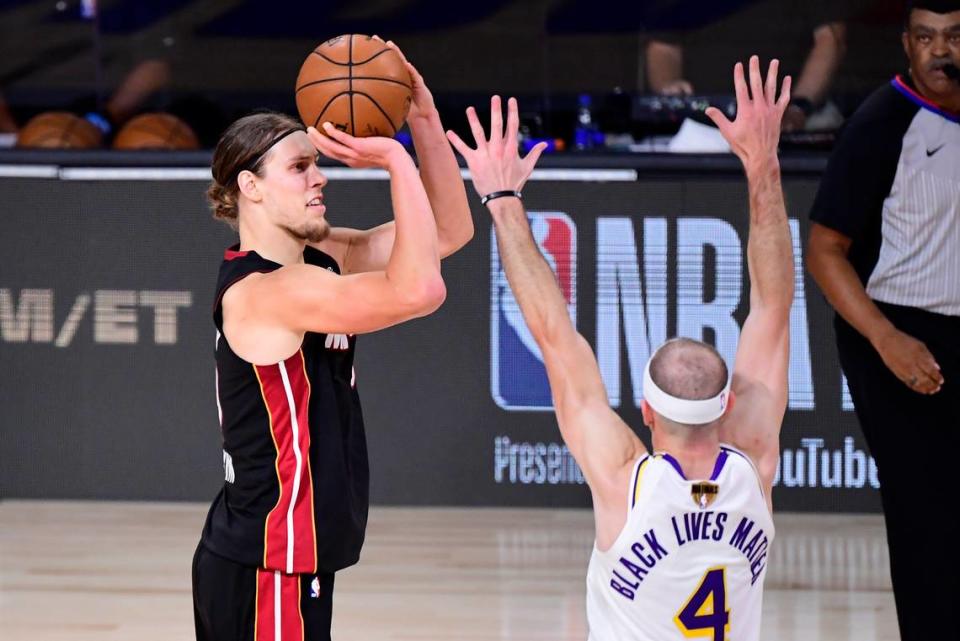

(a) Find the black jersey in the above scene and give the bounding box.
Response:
[200,245,369,574]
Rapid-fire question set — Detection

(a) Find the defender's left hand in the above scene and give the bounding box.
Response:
[446,95,547,198]
[706,56,791,169]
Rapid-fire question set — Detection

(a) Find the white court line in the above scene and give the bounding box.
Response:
[316,168,636,182]
[527,168,637,182]
[0,165,59,178]
[324,168,389,180]
[59,167,213,181]
[3,165,638,182]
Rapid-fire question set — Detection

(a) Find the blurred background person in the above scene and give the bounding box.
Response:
[644,0,852,131]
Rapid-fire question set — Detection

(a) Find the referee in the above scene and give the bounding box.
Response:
[806,2,959,640]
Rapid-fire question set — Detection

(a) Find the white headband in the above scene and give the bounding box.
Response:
[642,358,731,425]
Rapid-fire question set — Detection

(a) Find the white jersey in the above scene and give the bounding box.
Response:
[586,445,774,641]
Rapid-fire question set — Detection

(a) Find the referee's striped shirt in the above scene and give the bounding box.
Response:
[810,74,960,317]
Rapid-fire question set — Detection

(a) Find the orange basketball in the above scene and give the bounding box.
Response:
[16,111,102,149]
[112,113,199,150]
[296,34,412,137]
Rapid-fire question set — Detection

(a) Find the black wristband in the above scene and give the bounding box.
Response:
[480,190,522,206]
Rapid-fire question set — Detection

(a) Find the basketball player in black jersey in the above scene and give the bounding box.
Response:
[193,43,472,641]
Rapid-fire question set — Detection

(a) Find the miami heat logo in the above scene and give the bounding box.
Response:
[691,482,719,509]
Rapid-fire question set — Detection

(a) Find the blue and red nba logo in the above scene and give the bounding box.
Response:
[491,212,576,410]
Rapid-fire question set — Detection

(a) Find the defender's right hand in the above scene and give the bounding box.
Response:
[705,55,791,169]
[308,123,409,170]
[874,329,944,394]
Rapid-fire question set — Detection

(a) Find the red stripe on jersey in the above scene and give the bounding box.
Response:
[256,352,316,573]
[256,364,292,571]
[284,351,317,572]
[225,248,249,260]
[255,569,304,641]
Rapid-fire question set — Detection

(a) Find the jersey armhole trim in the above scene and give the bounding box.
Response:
[719,444,768,503]
[629,455,652,511]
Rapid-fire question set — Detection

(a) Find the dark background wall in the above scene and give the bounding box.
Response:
[1,1,908,136]
[0,163,880,512]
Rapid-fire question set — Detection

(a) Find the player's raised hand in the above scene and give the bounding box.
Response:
[380,39,435,121]
[308,123,408,170]
[446,95,547,198]
[706,56,791,169]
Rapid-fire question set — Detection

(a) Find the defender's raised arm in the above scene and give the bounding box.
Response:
[706,56,794,499]
[448,97,644,548]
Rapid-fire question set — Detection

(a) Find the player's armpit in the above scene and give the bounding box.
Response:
[723,378,782,483]
[567,395,647,550]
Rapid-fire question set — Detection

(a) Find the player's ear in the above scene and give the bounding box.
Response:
[237,169,262,203]
[640,400,655,430]
[723,390,736,418]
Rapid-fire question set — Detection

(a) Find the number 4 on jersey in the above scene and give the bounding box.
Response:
[674,567,730,640]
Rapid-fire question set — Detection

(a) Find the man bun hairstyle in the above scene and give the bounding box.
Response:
[207,111,303,227]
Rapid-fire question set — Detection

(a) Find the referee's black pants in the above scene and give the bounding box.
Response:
[836,303,959,641]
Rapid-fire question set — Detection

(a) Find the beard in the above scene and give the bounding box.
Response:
[285,217,330,243]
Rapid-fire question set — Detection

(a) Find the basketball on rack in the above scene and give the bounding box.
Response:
[112,113,199,150]
[16,111,102,149]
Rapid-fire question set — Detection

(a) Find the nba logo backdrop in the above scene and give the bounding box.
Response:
[491,212,577,410]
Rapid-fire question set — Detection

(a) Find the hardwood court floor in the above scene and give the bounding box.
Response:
[0,501,898,640]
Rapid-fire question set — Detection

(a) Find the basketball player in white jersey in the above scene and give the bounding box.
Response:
[448,56,792,641]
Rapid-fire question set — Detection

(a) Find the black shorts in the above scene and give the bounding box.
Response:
[192,542,335,641]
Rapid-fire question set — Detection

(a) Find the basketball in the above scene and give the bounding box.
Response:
[16,111,102,149]
[295,34,412,137]
[112,113,200,150]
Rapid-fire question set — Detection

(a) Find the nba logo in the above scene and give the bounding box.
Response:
[491,212,576,410]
